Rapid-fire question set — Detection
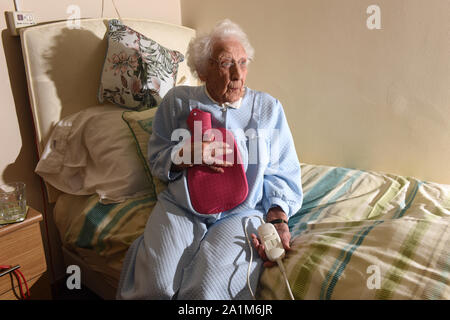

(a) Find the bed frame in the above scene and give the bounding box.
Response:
[20,18,197,299]
[62,247,116,299]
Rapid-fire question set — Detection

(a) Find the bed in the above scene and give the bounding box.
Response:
[21,18,450,300]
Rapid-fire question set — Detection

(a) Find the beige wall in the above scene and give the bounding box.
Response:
[0,0,181,283]
[181,0,450,184]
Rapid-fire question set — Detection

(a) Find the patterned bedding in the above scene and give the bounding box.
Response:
[54,163,450,299]
[54,191,158,282]
[259,164,450,299]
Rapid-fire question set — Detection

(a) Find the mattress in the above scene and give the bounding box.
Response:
[53,163,450,299]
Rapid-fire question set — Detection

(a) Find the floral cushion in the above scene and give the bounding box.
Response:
[99,19,184,110]
[122,109,168,195]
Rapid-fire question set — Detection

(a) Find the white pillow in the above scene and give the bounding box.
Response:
[35,104,154,203]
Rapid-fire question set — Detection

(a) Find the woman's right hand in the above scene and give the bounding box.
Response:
[171,135,233,173]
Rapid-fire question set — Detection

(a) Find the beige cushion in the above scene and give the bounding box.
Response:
[35,104,154,203]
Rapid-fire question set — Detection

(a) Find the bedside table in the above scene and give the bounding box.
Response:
[0,207,51,299]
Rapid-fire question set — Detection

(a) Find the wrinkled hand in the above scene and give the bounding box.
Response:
[251,207,291,268]
[171,134,233,173]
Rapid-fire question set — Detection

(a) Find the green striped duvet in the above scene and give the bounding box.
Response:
[58,163,449,299]
[60,192,157,260]
[257,164,450,300]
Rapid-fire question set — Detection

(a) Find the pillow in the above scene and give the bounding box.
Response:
[35,104,156,203]
[122,108,168,195]
[98,19,185,110]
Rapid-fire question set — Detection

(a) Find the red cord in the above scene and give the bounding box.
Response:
[12,271,25,299]
[15,268,30,299]
[0,265,30,299]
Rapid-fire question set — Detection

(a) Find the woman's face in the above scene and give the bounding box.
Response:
[200,38,248,104]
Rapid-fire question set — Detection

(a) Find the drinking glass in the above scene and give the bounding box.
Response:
[0,182,27,225]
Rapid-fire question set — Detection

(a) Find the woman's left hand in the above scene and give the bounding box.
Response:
[251,207,291,268]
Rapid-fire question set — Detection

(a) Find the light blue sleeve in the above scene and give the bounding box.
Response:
[262,99,303,218]
[147,88,183,182]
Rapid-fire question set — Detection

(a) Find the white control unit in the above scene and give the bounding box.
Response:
[257,222,286,261]
[6,11,36,36]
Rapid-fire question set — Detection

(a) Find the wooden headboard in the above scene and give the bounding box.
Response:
[20,18,197,201]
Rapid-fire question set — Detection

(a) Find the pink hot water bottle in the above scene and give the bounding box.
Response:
[186,108,248,214]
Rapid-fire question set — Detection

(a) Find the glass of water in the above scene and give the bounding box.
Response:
[0,182,27,225]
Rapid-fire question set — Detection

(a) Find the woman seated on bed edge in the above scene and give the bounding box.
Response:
[116,19,303,300]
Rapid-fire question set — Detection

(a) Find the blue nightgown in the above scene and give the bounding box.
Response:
[116,85,303,299]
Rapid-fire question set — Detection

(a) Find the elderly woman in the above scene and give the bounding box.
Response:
[117,19,303,300]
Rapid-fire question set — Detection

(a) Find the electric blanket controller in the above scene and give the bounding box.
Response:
[257,223,285,261]
[245,216,294,299]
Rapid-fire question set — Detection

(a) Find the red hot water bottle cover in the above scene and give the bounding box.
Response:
[187,108,248,214]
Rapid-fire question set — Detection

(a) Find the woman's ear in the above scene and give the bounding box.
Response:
[198,73,207,82]
[198,60,213,82]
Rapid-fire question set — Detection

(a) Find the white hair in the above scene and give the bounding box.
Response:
[186,19,255,80]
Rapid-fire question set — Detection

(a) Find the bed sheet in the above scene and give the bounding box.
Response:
[53,163,450,299]
[258,164,450,299]
[53,192,158,286]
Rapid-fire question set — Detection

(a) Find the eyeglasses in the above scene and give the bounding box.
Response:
[209,57,250,69]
